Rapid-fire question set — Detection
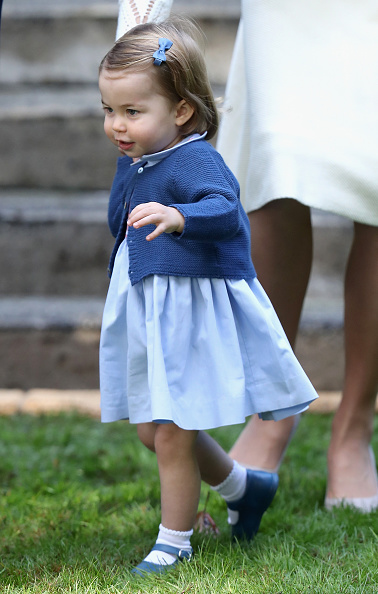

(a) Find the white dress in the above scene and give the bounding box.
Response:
[99,143,318,431]
[116,0,173,39]
[216,0,378,225]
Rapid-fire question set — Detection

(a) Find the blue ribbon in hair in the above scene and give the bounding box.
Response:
[153,37,173,65]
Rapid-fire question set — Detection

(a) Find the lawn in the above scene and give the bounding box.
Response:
[0,412,377,593]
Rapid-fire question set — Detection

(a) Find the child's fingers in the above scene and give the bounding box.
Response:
[138,217,172,240]
[130,212,164,230]
[145,224,166,241]
[127,203,184,240]
[127,207,152,226]
[128,202,162,224]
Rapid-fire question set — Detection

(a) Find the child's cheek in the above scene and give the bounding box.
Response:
[104,122,117,146]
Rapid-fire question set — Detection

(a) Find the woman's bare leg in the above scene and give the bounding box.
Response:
[326,222,378,499]
[230,199,313,470]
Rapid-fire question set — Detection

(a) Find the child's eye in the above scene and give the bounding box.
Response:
[127,109,139,116]
[102,106,113,115]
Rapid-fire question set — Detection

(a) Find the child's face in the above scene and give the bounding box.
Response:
[99,68,184,159]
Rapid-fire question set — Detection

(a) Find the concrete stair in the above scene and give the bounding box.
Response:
[0,0,352,392]
[0,0,237,189]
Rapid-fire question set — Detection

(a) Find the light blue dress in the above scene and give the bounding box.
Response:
[100,139,318,430]
[100,242,318,430]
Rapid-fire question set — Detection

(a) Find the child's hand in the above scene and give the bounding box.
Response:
[128,202,185,241]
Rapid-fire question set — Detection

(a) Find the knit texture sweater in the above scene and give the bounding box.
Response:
[107,139,256,285]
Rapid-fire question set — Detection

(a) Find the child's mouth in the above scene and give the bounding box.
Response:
[119,141,134,151]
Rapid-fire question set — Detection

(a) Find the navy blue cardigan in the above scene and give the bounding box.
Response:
[107,139,256,285]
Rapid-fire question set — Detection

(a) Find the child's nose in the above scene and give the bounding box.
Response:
[112,115,127,132]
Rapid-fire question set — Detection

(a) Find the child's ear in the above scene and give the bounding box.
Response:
[175,100,194,126]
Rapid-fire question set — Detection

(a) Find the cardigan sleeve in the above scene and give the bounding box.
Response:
[170,145,242,242]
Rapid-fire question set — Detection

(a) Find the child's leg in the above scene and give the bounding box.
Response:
[136,424,277,550]
[138,423,242,496]
[155,423,200,531]
[137,425,246,501]
[133,423,199,574]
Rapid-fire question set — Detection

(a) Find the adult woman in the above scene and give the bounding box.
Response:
[217,0,378,511]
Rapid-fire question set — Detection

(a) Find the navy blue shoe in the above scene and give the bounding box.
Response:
[131,544,193,577]
[227,469,279,541]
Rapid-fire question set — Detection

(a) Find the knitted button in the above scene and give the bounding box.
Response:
[137,167,144,174]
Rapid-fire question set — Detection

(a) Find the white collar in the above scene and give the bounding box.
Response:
[130,132,207,168]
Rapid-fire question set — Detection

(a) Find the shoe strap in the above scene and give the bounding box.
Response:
[152,543,193,561]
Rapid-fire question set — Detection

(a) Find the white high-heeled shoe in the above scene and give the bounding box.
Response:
[325,447,378,513]
[324,493,378,513]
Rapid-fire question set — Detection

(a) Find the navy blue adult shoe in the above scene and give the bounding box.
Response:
[227,469,279,541]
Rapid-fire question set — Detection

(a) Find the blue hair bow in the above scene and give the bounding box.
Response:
[153,37,173,66]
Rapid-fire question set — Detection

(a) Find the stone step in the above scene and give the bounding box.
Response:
[1,190,353,297]
[0,1,239,189]
[0,292,344,334]
[0,83,227,190]
[0,205,350,392]
[0,295,345,391]
[0,0,239,86]
[3,0,240,19]
[0,198,350,392]
[0,85,129,190]
[0,206,351,392]
[0,190,113,296]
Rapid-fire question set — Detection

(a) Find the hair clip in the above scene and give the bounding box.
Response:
[153,37,173,66]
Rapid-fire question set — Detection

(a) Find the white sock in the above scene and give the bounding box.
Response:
[211,461,247,502]
[211,461,247,526]
[143,524,193,566]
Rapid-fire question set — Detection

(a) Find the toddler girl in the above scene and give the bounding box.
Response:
[99,17,318,576]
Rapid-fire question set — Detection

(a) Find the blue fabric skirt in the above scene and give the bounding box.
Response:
[100,240,318,429]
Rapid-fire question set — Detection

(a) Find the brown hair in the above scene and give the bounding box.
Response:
[99,17,218,140]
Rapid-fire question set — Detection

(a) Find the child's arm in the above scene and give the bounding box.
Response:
[127,202,184,241]
[144,143,242,243]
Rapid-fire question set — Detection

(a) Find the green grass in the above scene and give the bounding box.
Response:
[0,413,377,593]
